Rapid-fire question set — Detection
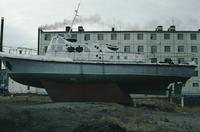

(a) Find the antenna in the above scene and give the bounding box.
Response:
[67,3,80,38]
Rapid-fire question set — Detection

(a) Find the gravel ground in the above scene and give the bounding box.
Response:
[0,95,200,132]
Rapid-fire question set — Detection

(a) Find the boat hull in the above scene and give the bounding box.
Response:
[1,56,196,103]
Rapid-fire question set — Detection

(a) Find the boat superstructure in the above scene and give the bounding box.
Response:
[46,36,146,63]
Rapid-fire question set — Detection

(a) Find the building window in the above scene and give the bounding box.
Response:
[191,46,197,53]
[84,34,90,41]
[137,46,144,53]
[150,33,157,40]
[150,58,157,63]
[177,33,183,40]
[164,33,170,40]
[192,58,198,64]
[71,34,77,39]
[44,46,48,53]
[190,33,197,40]
[194,70,198,76]
[137,33,143,40]
[178,58,185,64]
[164,46,171,53]
[124,56,127,60]
[111,33,117,40]
[192,83,199,87]
[97,34,104,40]
[124,33,130,40]
[124,46,130,53]
[44,34,51,40]
[178,46,184,52]
[151,46,157,53]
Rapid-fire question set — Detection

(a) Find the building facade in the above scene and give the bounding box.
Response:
[38,26,200,95]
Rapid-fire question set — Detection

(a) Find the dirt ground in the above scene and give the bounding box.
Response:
[0,95,200,132]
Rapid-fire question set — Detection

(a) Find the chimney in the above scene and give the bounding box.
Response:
[66,26,72,32]
[112,27,115,32]
[78,26,84,32]
[156,26,163,32]
[168,25,176,32]
[37,28,43,55]
[0,17,4,70]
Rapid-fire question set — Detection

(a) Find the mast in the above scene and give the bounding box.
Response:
[67,3,80,38]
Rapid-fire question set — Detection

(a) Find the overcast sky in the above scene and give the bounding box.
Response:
[0,0,200,48]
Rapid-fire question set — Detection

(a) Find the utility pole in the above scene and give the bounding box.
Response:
[0,17,4,70]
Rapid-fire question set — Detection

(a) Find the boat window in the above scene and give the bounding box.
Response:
[66,38,77,42]
[117,56,120,59]
[67,46,75,52]
[110,56,113,59]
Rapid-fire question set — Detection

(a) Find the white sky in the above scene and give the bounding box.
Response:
[0,0,200,48]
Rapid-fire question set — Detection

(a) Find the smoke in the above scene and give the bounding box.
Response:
[39,14,200,31]
[76,14,105,25]
[39,14,107,30]
[39,19,71,30]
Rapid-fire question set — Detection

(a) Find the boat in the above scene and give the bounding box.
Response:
[0,5,196,104]
[0,34,196,104]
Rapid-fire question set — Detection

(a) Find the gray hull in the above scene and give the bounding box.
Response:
[2,57,196,103]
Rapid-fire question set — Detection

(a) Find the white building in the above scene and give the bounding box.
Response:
[38,26,200,95]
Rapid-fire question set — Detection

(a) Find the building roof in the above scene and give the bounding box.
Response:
[39,29,200,34]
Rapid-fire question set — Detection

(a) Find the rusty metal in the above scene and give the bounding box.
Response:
[41,80,132,104]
